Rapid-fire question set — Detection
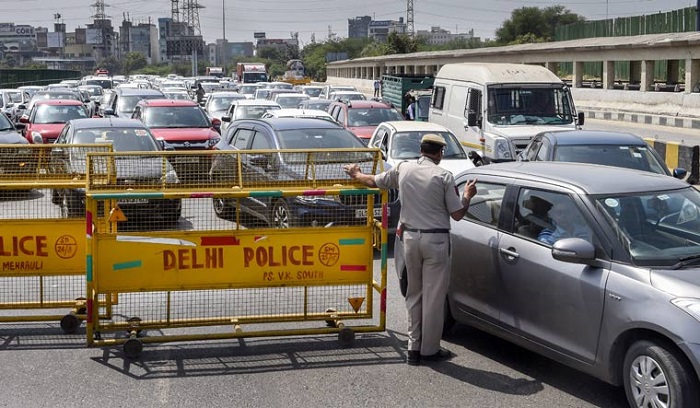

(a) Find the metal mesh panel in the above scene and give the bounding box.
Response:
[0,276,83,308]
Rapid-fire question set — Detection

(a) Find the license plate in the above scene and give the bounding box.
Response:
[118,199,148,204]
[175,156,199,163]
[355,208,387,218]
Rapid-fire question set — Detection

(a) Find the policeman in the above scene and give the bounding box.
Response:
[344,133,477,365]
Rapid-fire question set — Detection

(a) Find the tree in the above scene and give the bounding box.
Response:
[386,32,418,54]
[496,5,585,44]
[96,56,121,75]
[122,52,147,76]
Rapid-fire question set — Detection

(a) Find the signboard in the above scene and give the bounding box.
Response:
[0,23,14,33]
[75,28,86,45]
[369,20,392,27]
[86,28,102,45]
[14,25,34,37]
[36,31,47,48]
[0,222,84,275]
[253,32,266,39]
[94,229,373,292]
[47,32,64,48]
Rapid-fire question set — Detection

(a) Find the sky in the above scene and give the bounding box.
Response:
[0,0,696,46]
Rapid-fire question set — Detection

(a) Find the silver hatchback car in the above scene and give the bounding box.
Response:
[395,161,700,407]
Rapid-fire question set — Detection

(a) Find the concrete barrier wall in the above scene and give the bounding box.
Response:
[644,139,700,184]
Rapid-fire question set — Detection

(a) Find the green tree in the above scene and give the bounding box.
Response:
[496,5,585,44]
[96,56,121,75]
[122,52,148,76]
[386,32,418,54]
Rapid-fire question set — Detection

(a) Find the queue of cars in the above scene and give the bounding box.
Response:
[1,74,697,406]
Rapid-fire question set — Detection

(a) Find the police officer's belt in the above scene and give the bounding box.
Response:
[403,228,450,233]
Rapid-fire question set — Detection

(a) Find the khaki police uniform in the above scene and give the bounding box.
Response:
[374,134,463,356]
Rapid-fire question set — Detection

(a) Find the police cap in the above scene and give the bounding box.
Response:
[420,133,447,146]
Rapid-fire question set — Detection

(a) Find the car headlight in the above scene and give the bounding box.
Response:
[671,298,700,321]
[31,131,42,138]
[161,168,179,184]
[207,136,220,148]
[494,138,512,160]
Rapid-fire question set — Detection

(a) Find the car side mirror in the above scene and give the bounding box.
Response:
[467,151,485,167]
[211,117,222,127]
[17,104,25,110]
[673,168,687,180]
[577,112,585,126]
[14,123,25,130]
[221,115,231,122]
[551,238,595,264]
[103,108,115,116]
[19,115,29,123]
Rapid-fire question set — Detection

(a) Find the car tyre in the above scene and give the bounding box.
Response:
[271,199,296,228]
[623,340,698,408]
[212,197,233,219]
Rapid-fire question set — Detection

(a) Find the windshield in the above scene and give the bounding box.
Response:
[554,145,669,175]
[306,100,331,111]
[117,95,161,116]
[277,128,365,162]
[390,131,467,160]
[143,106,210,128]
[243,72,268,83]
[276,96,307,108]
[487,85,575,126]
[74,127,159,151]
[302,88,323,97]
[347,108,403,127]
[235,105,280,120]
[34,104,88,123]
[0,112,13,129]
[85,79,112,89]
[209,96,242,112]
[238,85,258,95]
[597,187,700,267]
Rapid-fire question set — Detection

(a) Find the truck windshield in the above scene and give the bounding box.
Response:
[243,73,268,83]
[486,86,574,126]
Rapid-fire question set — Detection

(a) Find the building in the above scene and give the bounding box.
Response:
[119,20,160,63]
[416,27,477,46]
[256,37,299,58]
[158,17,203,64]
[368,18,406,42]
[87,19,118,61]
[348,16,371,39]
[207,39,254,66]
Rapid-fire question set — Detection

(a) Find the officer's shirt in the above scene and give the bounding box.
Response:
[374,156,463,230]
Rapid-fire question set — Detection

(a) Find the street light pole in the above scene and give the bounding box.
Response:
[222,0,226,75]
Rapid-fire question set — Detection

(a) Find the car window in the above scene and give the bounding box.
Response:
[514,189,593,245]
[251,132,273,149]
[232,128,255,149]
[336,108,346,124]
[536,138,550,161]
[524,138,542,161]
[459,181,506,226]
[554,144,667,175]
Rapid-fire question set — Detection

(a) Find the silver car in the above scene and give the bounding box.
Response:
[395,161,700,407]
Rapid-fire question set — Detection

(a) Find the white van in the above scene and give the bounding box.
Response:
[429,63,584,163]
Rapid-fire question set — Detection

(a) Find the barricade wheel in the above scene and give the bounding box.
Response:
[338,327,355,347]
[60,313,80,334]
[123,338,143,359]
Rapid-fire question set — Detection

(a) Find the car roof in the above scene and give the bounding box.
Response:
[380,121,451,133]
[340,100,391,109]
[237,117,344,130]
[137,98,197,107]
[232,99,281,106]
[115,88,164,96]
[462,161,689,195]
[267,109,333,117]
[34,99,84,106]
[68,117,149,129]
[542,130,647,145]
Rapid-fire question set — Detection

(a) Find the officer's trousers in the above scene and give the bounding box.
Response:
[403,230,450,356]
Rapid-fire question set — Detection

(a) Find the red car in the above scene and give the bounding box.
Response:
[20,99,89,144]
[327,100,404,144]
[131,99,221,180]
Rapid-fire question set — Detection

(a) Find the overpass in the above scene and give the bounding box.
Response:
[326,32,700,130]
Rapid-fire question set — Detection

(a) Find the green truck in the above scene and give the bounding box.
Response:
[380,74,434,121]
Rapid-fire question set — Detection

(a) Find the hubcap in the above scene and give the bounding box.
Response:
[273,203,289,228]
[629,355,670,408]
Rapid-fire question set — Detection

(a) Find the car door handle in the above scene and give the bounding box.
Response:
[499,247,520,259]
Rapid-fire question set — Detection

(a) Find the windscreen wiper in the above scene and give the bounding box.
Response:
[671,254,700,270]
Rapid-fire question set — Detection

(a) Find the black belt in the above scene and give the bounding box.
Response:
[403,227,450,233]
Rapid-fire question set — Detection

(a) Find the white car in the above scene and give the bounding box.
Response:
[261,108,336,123]
[328,90,366,102]
[368,121,475,176]
[220,99,281,131]
[270,93,311,109]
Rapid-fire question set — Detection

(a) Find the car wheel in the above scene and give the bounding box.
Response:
[212,197,232,219]
[442,297,456,338]
[61,192,82,218]
[623,340,698,408]
[271,199,296,228]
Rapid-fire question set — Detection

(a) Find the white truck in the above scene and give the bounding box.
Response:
[236,62,268,84]
[429,63,584,163]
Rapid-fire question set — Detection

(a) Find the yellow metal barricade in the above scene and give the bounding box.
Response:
[0,144,113,333]
[85,149,388,357]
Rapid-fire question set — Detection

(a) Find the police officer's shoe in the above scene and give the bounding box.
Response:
[422,347,453,362]
[406,350,420,366]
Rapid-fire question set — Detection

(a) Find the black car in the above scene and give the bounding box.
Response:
[52,118,181,225]
[0,112,32,176]
[210,118,391,228]
[102,88,165,118]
